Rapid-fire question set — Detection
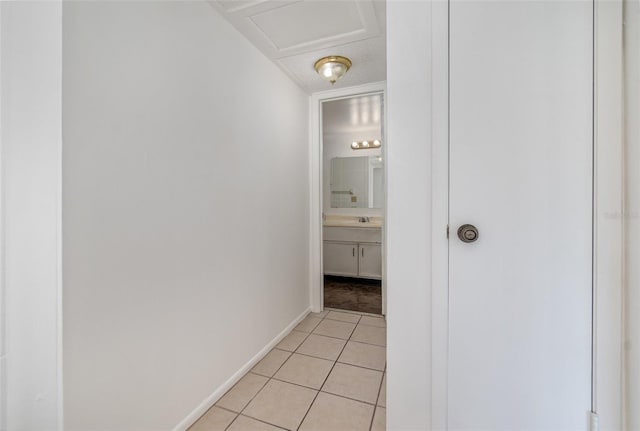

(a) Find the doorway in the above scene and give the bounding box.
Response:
[309,83,387,316]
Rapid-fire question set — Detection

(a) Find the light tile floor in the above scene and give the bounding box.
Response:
[189,309,386,431]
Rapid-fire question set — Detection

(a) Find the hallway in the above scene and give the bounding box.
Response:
[190,310,386,431]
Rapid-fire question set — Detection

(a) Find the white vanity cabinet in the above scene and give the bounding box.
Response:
[323,226,382,280]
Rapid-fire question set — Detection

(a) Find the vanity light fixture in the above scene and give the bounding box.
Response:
[314,56,352,84]
[351,140,383,150]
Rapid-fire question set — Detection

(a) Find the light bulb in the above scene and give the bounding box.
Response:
[351,141,359,149]
[373,140,381,147]
[362,141,369,147]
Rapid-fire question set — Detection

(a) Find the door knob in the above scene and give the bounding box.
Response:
[457,224,479,243]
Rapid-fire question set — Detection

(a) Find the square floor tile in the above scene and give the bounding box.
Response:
[325,310,361,323]
[295,315,323,332]
[226,415,283,431]
[243,379,317,430]
[299,392,374,431]
[276,330,308,352]
[377,374,386,407]
[251,349,290,377]
[371,406,386,431]
[359,315,386,328]
[322,362,383,404]
[296,334,346,361]
[216,373,268,412]
[274,353,334,389]
[189,406,236,431]
[312,319,356,340]
[338,341,386,371]
[351,324,386,346]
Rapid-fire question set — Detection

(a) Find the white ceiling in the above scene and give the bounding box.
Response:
[208,0,386,94]
[322,93,382,136]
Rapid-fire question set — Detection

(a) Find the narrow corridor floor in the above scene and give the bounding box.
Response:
[189,309,386,431]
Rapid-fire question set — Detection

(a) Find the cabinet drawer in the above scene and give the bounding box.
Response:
[323,226,381,243]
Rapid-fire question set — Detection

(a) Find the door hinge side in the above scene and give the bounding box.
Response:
[589,412,598,431]
[446,224,450,239]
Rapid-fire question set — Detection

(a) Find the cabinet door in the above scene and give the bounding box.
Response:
[323,241,358,277]
[358,244,382,279]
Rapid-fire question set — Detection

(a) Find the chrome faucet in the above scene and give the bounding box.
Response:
[358,216,370,223]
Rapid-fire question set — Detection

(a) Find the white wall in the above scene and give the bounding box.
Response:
[386,1,433,429]
[624,0,640,427]
[1,2,62,430]
[62,2,309,430]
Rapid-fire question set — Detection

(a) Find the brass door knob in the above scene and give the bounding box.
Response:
[457,224,479,243]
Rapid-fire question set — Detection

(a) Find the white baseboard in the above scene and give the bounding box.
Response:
[172,307,311,431]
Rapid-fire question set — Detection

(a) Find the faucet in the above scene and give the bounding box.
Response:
[358,216,370,223]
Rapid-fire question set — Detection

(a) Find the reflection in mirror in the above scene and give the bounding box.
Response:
[322,93,384,212]
[330,155,384,208]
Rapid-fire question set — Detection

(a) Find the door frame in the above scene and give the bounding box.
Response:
[429,0,624,428]
[309,81,387,314]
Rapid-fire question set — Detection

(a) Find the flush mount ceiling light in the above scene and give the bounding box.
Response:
[351,139,382,150]
[314,56,352,84]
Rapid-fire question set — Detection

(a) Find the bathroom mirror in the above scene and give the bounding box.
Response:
[330,155,384,208]
[322,93,384,210]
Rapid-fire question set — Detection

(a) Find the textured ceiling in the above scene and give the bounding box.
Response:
[208,0,386,94]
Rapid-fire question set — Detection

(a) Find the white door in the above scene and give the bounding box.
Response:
[449,1,593,429]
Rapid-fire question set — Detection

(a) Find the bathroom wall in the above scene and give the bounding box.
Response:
[62,2,309,430]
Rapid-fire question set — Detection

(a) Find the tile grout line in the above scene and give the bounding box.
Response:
[215,310,385,431]
[319,387,382,407]
[324,318,388,329]
[376,371,386,407]
[369,371,386,431]
[219,376,270,430]
[285,349,385,372]
[226,409,289,431]
[225,327,317,431]
[323,310,386,324]
[307,332,385,347]
[243,317,335,429]
[195,313,318,430]
[265,375,381,408]
[324,307,382,318]
[294,316,356,431]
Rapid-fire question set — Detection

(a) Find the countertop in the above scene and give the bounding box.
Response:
[323,215,383,229]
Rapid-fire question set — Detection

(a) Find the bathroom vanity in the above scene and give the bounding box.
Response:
[323,216,382,280]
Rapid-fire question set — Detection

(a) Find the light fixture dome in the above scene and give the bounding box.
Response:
[314,56,352,84]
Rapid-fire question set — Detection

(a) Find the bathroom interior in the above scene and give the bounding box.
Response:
[321,94,385,315]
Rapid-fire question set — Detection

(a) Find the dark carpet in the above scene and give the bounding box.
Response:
[324,275,382,315]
